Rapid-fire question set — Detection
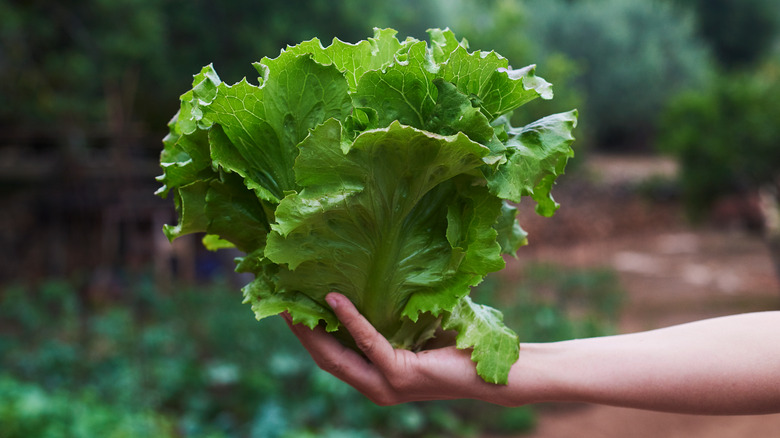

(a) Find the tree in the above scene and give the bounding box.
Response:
[0,0,445,284]
[521,0,712,150]
[680,0,780,70]
[659,62,780,281]
[0,0,443,145]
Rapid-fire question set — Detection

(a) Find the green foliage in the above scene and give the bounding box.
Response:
[522,0,713,147]
[0,0,448,129]
[157,28,578,384]
[0,375,176,438]
[3,0,774,156]
[0,274,587,437]
[474,263,625,343]
[0,0,168,127]
[434,0,532,63]
[658,60,780,217]
[673,0,780,69]
[0,267,622,437]
[434,0,585,150]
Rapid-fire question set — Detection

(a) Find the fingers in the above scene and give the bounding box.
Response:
[324,293,397,370]
[283,297,487,405]
[283,311,360,371]
[282,309,394,401]
[282,311,342,356]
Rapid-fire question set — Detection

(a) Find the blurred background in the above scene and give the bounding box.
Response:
[1,0,779,436]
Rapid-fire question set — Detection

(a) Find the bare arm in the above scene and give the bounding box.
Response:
[286,293,780,414]
[514,311,780,414]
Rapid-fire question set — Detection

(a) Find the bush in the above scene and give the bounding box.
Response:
[673,0,780,69]
[475,263,625,343]
[658,60,780,218]
[0,375,177,438]
[522,0,713,149]
[0,265,623,437]
[0,278,525,437]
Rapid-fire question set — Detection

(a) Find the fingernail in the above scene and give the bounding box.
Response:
[325,293,340,310]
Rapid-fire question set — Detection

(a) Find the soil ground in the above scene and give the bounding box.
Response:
[491,155,780,437]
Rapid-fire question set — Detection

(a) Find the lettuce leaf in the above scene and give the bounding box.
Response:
[156,28,577,385]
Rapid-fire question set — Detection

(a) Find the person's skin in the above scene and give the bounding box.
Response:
[285,292,780,415]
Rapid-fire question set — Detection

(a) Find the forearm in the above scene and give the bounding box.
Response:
[290,293,779,413]
[501,311,780,414]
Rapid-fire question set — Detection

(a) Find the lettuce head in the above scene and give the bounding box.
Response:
[156,28,577,384]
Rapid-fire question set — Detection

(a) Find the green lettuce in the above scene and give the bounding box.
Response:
[156,28,577,385]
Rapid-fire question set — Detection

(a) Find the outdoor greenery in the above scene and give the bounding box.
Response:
[0,265,623,437]
[521,0,713,149]
[4,0,778,150]
[156,27,579,385]
[673,0,780,69]
[659,62,780,218]
[2,0,780,435]
[658,59,780,278]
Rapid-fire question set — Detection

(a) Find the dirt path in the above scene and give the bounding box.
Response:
[493,156,780,437]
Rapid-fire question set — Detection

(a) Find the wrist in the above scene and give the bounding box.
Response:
[485,342,572,407]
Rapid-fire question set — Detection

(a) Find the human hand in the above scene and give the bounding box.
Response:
[287,298,780,413]
[284,292,514,406]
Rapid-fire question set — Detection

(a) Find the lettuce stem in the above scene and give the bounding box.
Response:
[362,217,405,340]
